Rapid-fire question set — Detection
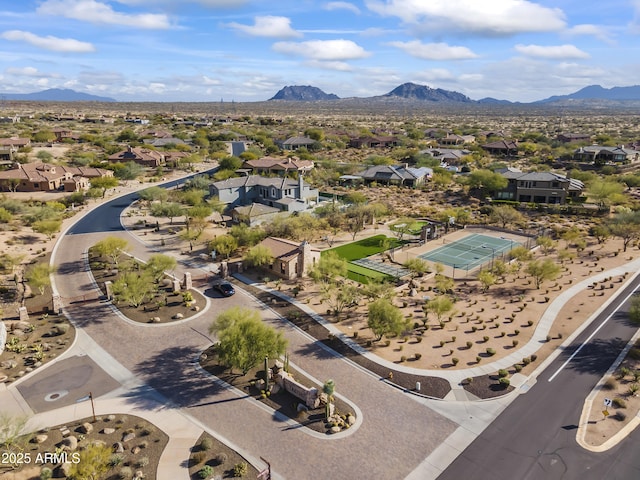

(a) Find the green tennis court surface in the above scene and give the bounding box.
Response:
[419,233,518,270]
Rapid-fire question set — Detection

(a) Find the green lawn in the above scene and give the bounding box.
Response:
[324,235,402,261]
[390,220,427,236]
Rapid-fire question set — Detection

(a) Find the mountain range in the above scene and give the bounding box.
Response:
[0,88,116,102]
[4,84,640,105]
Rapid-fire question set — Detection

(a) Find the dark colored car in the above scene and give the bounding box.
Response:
[215,281,235,297]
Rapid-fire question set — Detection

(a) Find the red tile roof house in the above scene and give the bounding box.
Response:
[108,146,165,167]
[254,237,320,280]
[0,162,113,192]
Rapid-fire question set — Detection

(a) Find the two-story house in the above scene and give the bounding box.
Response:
[495,168,584,204]
[573,145,640,164]
[209,174,319,216]
[241,157,314,176]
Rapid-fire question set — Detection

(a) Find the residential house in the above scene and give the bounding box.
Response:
[0,162,113,192]
[0,137,31,149]
[422,148,473,167]
[573,145,640,164]
[276,136,316,151]
[495,168,584,204]
[209,175,319,215]
[557,133,591,143]
[254,237,320,280]
[108,146,165,167]
[349,135,399,148]
[242,157,314,176]
[481,139,519,156]
[0,146,17,163]
[231,203,281,226]
[355,165,431,187]
[439,133,475,146]
[52,128,75,143]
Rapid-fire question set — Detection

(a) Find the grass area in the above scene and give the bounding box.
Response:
[346,263,391,283]
[325,234,401,261]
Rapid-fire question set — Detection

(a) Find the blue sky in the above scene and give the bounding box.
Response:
[0,1,638,102]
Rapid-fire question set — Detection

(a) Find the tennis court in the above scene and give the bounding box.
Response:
[419,233,518,271]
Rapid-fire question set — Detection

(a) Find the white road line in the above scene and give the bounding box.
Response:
[548,286,639,382]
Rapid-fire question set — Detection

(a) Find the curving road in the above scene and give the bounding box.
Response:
[46,189,461,479]
[438,274,640,480]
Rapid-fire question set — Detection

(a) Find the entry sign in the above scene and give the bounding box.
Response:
[604,398,613,407]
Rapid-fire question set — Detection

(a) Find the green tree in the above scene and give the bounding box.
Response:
[630,296,640,324]
[434,273,454,294]
[209,307,287,375]
[150,202,184,225]
[607,211,640,252]
[180,218,207,251]
[525,259,562,289]
[466,169,508,195]
[536,236,556,255]
[32,219,62,240]
[477,270,497,293]
[310,251,347,284]
[587,179,626,208]
[112,271,156,307]
[113,161,143,183]
[139,186,169,204]
[244,245,274,268]
[510,245,533,263]
[490,205,525,228]
[367,298,409,341]
[0,413,30,468]
[90,176,119,198]
[209,234,239,259]
[218,156,243,171]
[590,224,610,244]
[145,254,176,282]
[93,236,129,267]
[66,442,112,480]
[403,258,430,278]
[0,207,12,223]
[25,263,56,295]
[424,295,454,324]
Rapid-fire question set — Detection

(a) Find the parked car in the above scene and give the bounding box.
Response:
[214,281,235,297]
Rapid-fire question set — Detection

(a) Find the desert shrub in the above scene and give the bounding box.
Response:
[486,348,496,356]
[530,354,537,362]
[476,356,481,363]
[414,353,422,360]
[136,456,149,468]
[630,348,640,360]
[118,467,133,480]
[200,437,213,451]
[400,355,407,363]
[615,411,627,421]
[522,357,531,365]
[527,320,534,326]
[512,340,519,347]
[613,397,626,409]
[628,383,639,396]
[233,462,248,478]
[498,369,508,378]
[617,367,630,380]
[514,364,523,373]
[109,454,125,467]
[199,465,214,479]
[452,357,459,365]
[483,336,489,343]
[40,467,53,480]
[603,378,617,390]
[192,451,206,465]
[214,452,228,466]
[466,341,472,349]
[499,377,510,387]
[415,336,422,343]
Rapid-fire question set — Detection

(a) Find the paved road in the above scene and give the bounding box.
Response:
[438,274,640,480]
[50,194,460,479]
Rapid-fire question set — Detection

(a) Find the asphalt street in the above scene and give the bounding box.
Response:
[438,274,640,480]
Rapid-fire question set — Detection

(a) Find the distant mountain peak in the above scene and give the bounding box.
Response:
[269,85,339,101]
[383,82,473,103]
[0,88,116,102]
[536,84,640,104]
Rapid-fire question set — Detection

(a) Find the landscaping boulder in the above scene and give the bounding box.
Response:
[113,442,124,453]
[102,428,116,435]
[122,432,136,443]
[61,435,78,451]
[34,434,48,444]
[78,422,93,434]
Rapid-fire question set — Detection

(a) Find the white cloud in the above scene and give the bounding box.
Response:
[119,0,247,6]
[366,0,566,35]
[306,60,354,71]
[514,44,590,59]
[36,0,171,29]
[273,39,371,61]
[324,2,361,15]
[567,24,614,44]
[228,16,302,38]
[389,40,478,60]
[0,30,95,52]
[5,66,60,78]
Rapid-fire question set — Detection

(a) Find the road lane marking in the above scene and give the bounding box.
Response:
[548,287,639,382]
